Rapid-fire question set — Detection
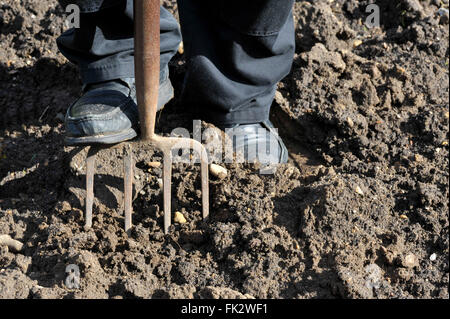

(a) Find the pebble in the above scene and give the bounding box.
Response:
[178,41,184,55]
[174,211,187,224]
[157,178,163,189]
[210,164,227,179]
[396,66,406,75]
[403,253,417,268]
[355,185,364,196]
[347,117,354,128]
[430,253,437,261]
[147,161,161,168]
[0,235,23,252]
[414,154,424,162]
[353,39,363,48]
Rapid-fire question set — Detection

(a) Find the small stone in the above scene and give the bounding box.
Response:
[430,253,437,261]
[147,161,161,168]
[157,178,163,189]
[210,164,227,179]
[347,117,354,128]
[414,154,424,162]
[402,253,417,268]
[178,41,184,55]
[353,39,363,48]
[399,214,408,220]
[0,235,23,252]
[396,66,406,75]
[174,211,187,224]
[355,185,364,196]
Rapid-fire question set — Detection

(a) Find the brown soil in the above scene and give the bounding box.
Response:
[0,0,448,299]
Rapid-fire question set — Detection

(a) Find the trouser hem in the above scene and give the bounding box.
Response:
[201,107,271,126]
[80,62,168,85]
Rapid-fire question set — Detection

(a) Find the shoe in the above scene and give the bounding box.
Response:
[221,120,288,165]
[65,74,174,146]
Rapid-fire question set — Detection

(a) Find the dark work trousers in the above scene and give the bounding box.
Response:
[57,0,295,126]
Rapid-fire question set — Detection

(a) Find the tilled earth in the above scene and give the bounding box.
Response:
[0,0,448,299]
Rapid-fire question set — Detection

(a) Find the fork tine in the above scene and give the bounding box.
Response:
[163,151,172,234]
[123,144,134,232]
[200,146,209,220]
[85,146,97,230]
[190,140,210,220]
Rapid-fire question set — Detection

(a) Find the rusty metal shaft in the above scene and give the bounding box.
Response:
[134,0,160,140]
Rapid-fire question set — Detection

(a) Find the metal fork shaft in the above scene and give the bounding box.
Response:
[200,152,209,220]
[163,151,172,234]
[85,147,97,229]
[134,0,160,140]
[124,144,134,232]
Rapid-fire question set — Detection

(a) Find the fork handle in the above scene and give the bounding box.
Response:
[134,0,160,140]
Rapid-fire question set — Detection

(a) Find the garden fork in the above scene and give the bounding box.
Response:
[84,0,209,234]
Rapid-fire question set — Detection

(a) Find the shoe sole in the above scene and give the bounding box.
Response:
[65,128,138,146]
[65,78,174,146]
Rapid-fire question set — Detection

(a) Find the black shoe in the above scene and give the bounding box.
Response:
[65,74,174,146]
[221,120,288,165]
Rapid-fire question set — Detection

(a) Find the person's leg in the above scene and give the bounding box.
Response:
[56,0,181,145]
[57,0,180,84]
[177,0,295,163]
